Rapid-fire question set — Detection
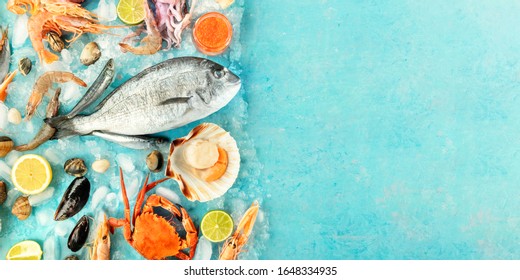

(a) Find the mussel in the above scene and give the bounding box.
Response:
[67,215,90,252]
[0,181,6,205]
[54,177,90,221]
[64,158,87,177]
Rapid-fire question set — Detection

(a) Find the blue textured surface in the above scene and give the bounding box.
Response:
[3,0,520,260]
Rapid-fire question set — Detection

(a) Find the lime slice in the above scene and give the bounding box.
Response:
[6,240,43,260]
[117,0,146,25]
[11,154,52,195]
[201,210,234,242]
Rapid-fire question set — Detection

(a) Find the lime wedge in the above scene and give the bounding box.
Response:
[117,0,145,25]
[201,210,234,242]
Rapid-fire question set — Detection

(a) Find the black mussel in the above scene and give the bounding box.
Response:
[65,255,79,260]
[67,215,90,252]
[54,177,90,221]
[64,158,87,177]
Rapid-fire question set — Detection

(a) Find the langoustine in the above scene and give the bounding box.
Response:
[7,0,115,64]
[219,201,259,260]
[25,71,86,120]
[91,215,110,260]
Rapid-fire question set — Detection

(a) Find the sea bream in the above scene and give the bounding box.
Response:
[47,56,241,138]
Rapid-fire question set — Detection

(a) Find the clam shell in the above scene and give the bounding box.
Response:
[12,196,31,220]
[46,31,64,53]
[166,123,240,202]
[64,158,87,177]
[146,150,163,173]
[80,42,101,66]
[0,136,14,158]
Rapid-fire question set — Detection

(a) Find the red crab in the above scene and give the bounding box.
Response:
[108,168,198,260]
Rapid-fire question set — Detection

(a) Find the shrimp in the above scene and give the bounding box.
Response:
[91,215,111,260]
[219,201,260,260]
[27,11,60,64]
[0,71,17,103]
[119,0,162,55]
[25,71,87,120]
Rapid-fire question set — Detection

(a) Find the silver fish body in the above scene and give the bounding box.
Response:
[67,59,115,118]
[0,27,10,81]
[91,131,168,150]
[49,57,241,137]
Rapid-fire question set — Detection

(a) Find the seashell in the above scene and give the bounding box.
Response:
[65,255,79,260]
[215,0,235,9]
[0,181,7,205]
[12,196,31,220]
[0,136,14,157]
[166,123,240,202]
[46,31,64,53]
[146,150,163,173]
[80,42,101,66]
[7,108,22,125]
[18,57,32,76]
[92,159,110,173]
[64,158,87,177]
[54,177,91,221]
[67,215,90,252]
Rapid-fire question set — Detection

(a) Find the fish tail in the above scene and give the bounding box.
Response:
[45,115,85,139]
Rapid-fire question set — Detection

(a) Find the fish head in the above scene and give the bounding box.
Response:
[193,61,241,110]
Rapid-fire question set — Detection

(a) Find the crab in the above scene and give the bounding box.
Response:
[108,168,198,260]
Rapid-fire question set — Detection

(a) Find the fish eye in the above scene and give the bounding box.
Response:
[213,69,226,79]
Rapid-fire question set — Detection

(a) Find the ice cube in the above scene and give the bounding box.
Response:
[0,160,12,183]
[193,237,212,260]
[155,186,181,204]
[96,0,118,22]
[105,192,119,210]
[5,150,21,167]
[0,103,8,130]
[91,186,109,209]
[44,149,66,165]
[12,14,29,48]
[43,234,59,260]
[61,83,83,104]
[5,188,20,208]
[55,219,75,237]
[28,187,55,206]
[126,175,141,200]
[116,154,135,173]
[36,208,56,227]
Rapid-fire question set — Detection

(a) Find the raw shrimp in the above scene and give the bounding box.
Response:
[25,71,86,120]
[119,0,162,55]
[91,215,110,260]
[0,71,17,103]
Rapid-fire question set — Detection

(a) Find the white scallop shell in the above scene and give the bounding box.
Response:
[166,123,240,202]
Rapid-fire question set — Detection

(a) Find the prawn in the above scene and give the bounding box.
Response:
[91,215,111,260]
[219,201,260,260]
[0,71,17,103]
[25,71,86,120]
[119,0,162,55]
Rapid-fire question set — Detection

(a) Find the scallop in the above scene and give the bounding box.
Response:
[12,196,31,220]
[80,42,101,66]
[0,136,13,157]
[0,181,6,205]
[165,123,240,202]
[64,158,87,177]
[146,150,163,173]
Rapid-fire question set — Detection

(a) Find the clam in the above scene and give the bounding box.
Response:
[0,136,14,157]
[146,150,163,173]
[7,108,22,125]
[166,123,240,202]
[92,159,110,173]
[68,215,90,252]
[64,158,87,177]
[18,57,32,76]
[0,181,6,205]
[65,255,79,260]
[54,177,90,221]
[46,31,64,53]
[80,42,101,66]
[12,196,31,220]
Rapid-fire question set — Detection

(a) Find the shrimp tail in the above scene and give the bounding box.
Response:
[40,50,59,64]
[0,71,18,102]
[72,76,87,87]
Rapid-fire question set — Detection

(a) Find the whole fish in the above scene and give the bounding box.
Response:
[67,59,115,118]
[15,88,61,151]
[47,57,241,137]
[91,131,168,150]
[0,26,9,81]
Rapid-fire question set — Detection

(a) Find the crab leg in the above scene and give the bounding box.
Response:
[107,168,133,242]
[179,206,198,259]
[132,174,170,225]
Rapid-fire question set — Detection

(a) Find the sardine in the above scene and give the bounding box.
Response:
[91,131,168,150]
[67,59,115,118]
[0,27,9,81]
[15,88,61,151]
[47,57,241,138]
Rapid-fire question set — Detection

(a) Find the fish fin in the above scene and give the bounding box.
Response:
[50,128,77,140]
[45,115,69,128]
[45,116,82,139]
[158,97,191,106]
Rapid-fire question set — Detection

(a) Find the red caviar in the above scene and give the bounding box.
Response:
[193,12,233,56]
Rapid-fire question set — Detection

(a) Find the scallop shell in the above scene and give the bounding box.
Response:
[166,123,240,202]
[12,196,31,220]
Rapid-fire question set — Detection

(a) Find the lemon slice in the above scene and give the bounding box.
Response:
[6,240,43,260]
[117,0,146,25]
[11,154,52,195]
[201,210,234,242]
